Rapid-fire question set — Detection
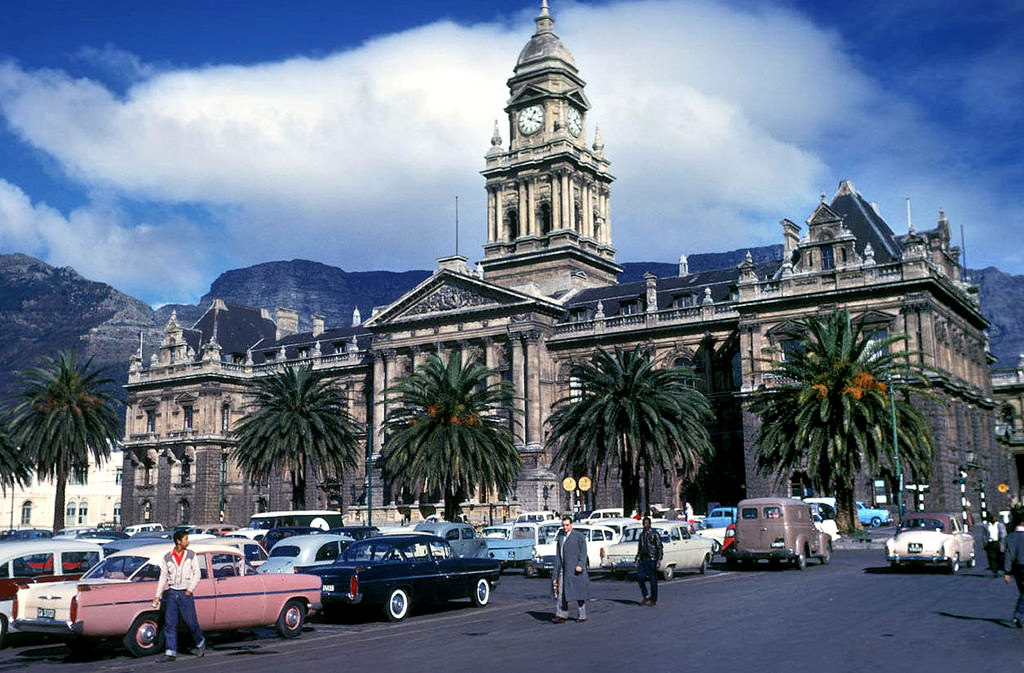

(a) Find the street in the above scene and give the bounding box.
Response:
[2,550,1021,673]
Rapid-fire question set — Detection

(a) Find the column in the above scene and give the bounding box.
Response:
[491,187,499,242]
[550,174,560,233]
[603,191,612,244]
[494,188,504,241]
[517,181,527,237]
[527,179,536,236]
[583,182,593,238]
[511,335,526,446]
[560,173,570,231]
[372,353,386,456]
[525,331,542,447]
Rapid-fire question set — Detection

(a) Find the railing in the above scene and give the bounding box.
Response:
[992,369,1023,385]
[876,263,902,278]
[657,307,701,322]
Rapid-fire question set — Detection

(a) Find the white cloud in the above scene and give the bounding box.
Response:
[0,0,1015,302]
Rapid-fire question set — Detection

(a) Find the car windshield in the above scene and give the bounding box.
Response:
[83,555,148,580]
[621,527,669,542]
[343,540,405,563]
[269,545,301,558]
[482,528,509,539]
[538,524,562,544]
[900,518,946,532]
[512,527,535,540]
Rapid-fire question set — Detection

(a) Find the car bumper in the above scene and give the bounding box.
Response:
[886,554,950,566]
[13,618,83,637]
[321,588,362,606]
[728,549,799,561]
[601,559,636,572]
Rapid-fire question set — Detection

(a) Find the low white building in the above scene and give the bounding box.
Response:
[2,446,123,531]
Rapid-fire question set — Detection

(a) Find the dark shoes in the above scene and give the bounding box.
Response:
[640,597,650,606]
[577,618,587,623]
[649,600,657,607]
[1013,619,1022,629]
[551,617,566,624]
[193,640,206,657]
[160,655,177,663]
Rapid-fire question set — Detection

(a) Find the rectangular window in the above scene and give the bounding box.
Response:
[221,406,230,431]
[741,508,758,520]
[70,467,88,486]
[145,410,156,434]
[621,302,639,315]
[183,406,193,430]
[822,246,835,270]
[780,338,803,361]
[115,468,123,485]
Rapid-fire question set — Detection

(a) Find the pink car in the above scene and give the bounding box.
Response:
[13,542,321,657]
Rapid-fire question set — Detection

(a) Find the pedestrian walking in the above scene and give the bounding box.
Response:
[153,530,206,661]
[635,516,663,606]
[552,515,589,623]
[985,512,1007,576]
[1004,512,1024,629]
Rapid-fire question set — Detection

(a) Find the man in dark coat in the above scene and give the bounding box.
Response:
[552,515,590,623]
[635,516,663,606]
[1004,511,1024,628]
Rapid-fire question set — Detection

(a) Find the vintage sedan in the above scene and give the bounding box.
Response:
[885,512,976,573]
[0,540,104,647]
[302,533,500,622]
[257,534,353,574]
[526,524,618,577]
[13,542,321,657]
[412,522,487,559]
[480,524,535,569]
[601,521,715,580]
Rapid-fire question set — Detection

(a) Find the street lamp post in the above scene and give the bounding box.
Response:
[888,372,904,519]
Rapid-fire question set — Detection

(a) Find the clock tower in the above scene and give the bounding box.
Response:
[480,1,621,296]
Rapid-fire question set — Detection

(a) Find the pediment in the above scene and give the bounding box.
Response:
[807,202,842,227]
[852,309,895,327]
[765,319,806,339]
[508,85,551,107]
[365,271,560,327]
[564,88,590,110]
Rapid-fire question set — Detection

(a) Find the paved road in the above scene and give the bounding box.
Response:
[2,551,1021,673]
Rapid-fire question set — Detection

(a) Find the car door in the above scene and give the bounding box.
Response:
[211,552,265,628]
[672,524,703,569]
[460,526,485,559]
[430,539,466,601]
[400,539,443,603]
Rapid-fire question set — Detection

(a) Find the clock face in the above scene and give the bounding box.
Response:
[517,105,544,135]
[566,107,582,137]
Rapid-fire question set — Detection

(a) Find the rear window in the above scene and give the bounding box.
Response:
[512,527,535,540]
[741,508,758,520]
[763,507,782,519]
[84,555,147,580]
[12,553,54,578]
[270,545,301,558]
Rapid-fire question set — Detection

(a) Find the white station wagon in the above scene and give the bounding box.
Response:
[885,512,976,574]
[601,520,715,580]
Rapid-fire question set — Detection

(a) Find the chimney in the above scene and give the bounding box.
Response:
[644,272,658,313]
[781,219,800,261]
[678,254,689,277]
[311,314,324,338]
[275,307,298,341]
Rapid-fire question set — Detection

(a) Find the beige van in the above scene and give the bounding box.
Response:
[726,497,831,570]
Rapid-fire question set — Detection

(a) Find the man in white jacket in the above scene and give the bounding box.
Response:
[153,530,206,661]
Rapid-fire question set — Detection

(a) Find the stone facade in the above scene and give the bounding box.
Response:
[120,3,1017,527]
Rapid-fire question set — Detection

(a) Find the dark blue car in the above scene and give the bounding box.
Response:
[300,533,500,622]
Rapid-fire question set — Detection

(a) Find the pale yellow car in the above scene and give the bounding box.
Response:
[601,521,715,580]
[885,512,975,574]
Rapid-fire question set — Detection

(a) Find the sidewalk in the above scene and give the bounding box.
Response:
[832,526,892,551]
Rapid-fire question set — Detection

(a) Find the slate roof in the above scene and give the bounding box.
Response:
[827,186,903,264]
[191,302,277,359]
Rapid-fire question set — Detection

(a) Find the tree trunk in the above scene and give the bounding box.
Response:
[835,482,860,534]
[52,461,68,532]
[291,456,306,510]
[443,485,463,522]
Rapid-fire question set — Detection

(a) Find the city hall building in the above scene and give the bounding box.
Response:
[120,4,1017,527]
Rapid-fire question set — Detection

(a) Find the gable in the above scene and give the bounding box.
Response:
[807,202,842,227]
[508,84,552,107]
[365,271,562,327]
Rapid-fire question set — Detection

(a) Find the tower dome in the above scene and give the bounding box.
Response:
[515,1,577,74]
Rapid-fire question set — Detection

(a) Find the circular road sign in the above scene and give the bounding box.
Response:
[562,477,577,492]
[578,476,592,492]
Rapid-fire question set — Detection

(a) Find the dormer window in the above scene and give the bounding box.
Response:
[822,246,835,271]
[672,294,695,309]
[730,287,739,302]
[621,301,641,316]
[264,351,276,362]
[570,308,589,323]
[297,347,310,359]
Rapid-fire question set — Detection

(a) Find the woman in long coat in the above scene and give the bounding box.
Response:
[552,516,590,623]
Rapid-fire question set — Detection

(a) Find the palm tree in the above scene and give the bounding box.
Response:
[750,309,935,533]
[0,419,30,493]
[10,351,122,532]
[232,365,362,510]
[545,346,715,517]
[380,351,520,522]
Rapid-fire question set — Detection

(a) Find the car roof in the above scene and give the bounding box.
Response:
[108,542,244,559]
[902,512,954,521]
[269,534,353,548]
[350,533,440,544]
[0,539,103,556]
[738,497,809,507]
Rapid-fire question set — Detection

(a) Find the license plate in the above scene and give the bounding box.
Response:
[37,607,55,619]
[770,541,785,548]
[322,584,334,592]
[908,543,922,553]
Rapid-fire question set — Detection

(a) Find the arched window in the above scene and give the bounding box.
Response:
[20,501,32,526]
[538,202,552,235]
[569,375,583,403]
[77,502,88,525]
[506,208,519,240]
[65,502,77,526]
[178,499,191,525]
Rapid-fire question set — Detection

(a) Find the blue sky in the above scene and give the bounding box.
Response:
[0,0,1021,306]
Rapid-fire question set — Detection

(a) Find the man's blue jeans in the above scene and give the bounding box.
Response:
[637,559,659,602]
[163,589,204,656]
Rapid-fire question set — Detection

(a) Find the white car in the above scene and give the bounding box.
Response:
[583,508,624,522]
[257,534,354,574]
[601,521,715,580]
[526,524,618,577]
[885,512,976,574]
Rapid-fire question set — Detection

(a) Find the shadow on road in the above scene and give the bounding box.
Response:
[937,611,1018,628]
[526,610,556,623]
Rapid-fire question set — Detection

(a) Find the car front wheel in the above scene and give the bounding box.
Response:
[819,543,831,565]
[871,516,882,528]
[661,564,674,581]
[794,549,807,570]
[699,555,709,575]
[123,612,164,657]
[948,555,960,575]
[471,578,491,607]
[276,599,305,638]
[385,588,411,622]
